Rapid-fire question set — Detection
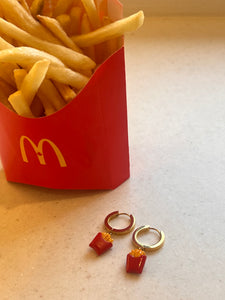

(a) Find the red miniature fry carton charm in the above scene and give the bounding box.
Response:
[126,226,165,274]
[126,249,147,274]
[89,232,113,256]
[89,211,135,255]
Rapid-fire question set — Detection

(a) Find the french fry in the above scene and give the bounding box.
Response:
[102,16,119,55]
[0,0,145,118]
[0,80,15,111]
[0,46,89,89]
[38,79,66,110]
[37,15,82,53]
[3,62,18,82]
[53,0,75,17]
[0,38,22,85]
[14,68,44,117]
[0,46,65,68]
[1,0,61,44]
[80,0,100,29]
[54,81,76,103]
[80,13,95,61]
[56,14,71,34]
[0,36,14,50]
[46,66,89,90]
[13,68,27,89]
[38,94,56,116]
[0,18,96,71]
[8,90,34,117]
[17,0,31,14]
[30,0,44,17]
[20,59,50,106]
[0,4,4,18]
[0,63,16,87]
[72,11,144,47]
[69,6,83,36]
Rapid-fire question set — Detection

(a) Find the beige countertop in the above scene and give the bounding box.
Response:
[1,16,225,300]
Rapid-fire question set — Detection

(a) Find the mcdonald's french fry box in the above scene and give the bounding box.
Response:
[0,0,130,189]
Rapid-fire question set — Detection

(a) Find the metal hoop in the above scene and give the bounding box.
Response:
[132,225,165,251]
[104,211,135,235]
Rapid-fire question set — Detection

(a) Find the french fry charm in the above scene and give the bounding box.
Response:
[89,211,135,255]
[126,249,147,274]
[89,232,113,255]
[127,226,165,275]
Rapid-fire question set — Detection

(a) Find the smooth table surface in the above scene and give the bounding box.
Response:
[0,16,225,300]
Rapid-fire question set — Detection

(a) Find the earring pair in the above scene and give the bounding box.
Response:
[89,210,165,274]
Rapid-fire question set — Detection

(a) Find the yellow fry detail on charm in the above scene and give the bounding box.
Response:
[101,232,113,243]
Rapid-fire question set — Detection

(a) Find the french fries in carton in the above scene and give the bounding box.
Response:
[0,0,144,189]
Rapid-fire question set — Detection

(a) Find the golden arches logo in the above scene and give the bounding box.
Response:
[20,136,67,167]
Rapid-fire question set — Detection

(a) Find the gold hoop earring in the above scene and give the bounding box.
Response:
[126,225,165,274]
[89,210,135,255]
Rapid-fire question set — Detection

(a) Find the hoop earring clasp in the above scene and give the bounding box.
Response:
[132,225,165,251]
[104,211,135,235]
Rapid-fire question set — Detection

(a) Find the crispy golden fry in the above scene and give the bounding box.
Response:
[13,68,27,89]
[46,66,89,90]
[69,6,83,36]
[0,4,4,18]
[53,0,75,17]
[37,15,82,53]
[0,46,64,69]
[8,90,34,117]
[0,36,14,50]
[30,0,44,17]
[80,0,100,29]
[0,63,16,87]
[17,0,31,14]
[0,80,15,111]
[20,59,50,106]
[0,18,96,71]
[3,62,18,82]
[0,37,21,84]
[14,68,44,116]
[38,95,56,116]
[0,1,145,118]
[56,14,71,34]
[72,10,144,47]
[38,79,66,110]
[102,16,119,56]
[80,13,95,61]
[0,46,89,89]
[54,81,76,103]
[1,0,61,44]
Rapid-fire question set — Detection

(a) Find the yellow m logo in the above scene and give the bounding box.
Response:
[20,136,67,167]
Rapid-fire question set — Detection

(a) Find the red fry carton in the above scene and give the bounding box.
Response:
[0,0,130,189]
